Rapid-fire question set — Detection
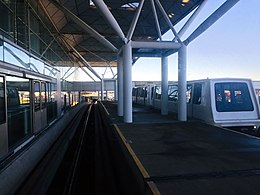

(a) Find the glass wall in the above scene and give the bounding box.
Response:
[47,83,57,123]
[6,76,31,148]
[0,76,5,124]
[0,1,70,67]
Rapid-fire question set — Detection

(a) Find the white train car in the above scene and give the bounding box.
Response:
[134,78,260,132]
[253,81,260,105]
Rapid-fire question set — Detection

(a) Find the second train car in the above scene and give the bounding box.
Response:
[133,78,260,133]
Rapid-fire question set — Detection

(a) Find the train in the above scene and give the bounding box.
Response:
[132,78,260,134]
[0,39,83,160]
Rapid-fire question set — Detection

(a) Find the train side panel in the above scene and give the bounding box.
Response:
[189,81,214,123]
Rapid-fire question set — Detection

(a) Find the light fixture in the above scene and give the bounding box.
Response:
[168,13,175,18]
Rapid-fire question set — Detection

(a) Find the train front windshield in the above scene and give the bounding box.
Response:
[215,82,254,112]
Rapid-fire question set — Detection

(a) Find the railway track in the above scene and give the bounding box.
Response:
[48,101,151,195]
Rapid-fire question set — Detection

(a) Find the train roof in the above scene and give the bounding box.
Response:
[145,78,254,87]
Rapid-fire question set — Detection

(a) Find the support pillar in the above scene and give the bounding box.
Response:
[117,55,123,116]
[123,42,132,123]
[114,79,118,101]
[98,91,100,100]
[161,56,168,115]
[101,79,104,101]
[178,44,187,121]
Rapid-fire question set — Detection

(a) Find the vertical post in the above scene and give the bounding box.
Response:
[123,42,132,123]
[117,54,124,116]
[56,70,62,116]
[101,79,104,101]
[178,44,187,121]
[114,79,118,101]
[161,56,168,115]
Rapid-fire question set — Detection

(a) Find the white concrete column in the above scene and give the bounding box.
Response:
[161,56,168,115]
[178,44,187,121]
[123,42,132,123]
[114,79,118,101]
[117,55,123,116]
[101,79,104,101]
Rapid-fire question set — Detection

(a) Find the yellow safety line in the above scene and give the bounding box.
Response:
[99,102,110,116]
[101,102,161,195]
[113,124,150,179]
[147,181,161,195]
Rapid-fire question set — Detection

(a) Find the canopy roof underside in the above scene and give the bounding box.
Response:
[35,0,204,67]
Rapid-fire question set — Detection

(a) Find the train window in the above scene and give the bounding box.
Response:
[34,81,40,111]
[47,83,57,123]
[0,76,5,124]
[193,84,202,105]
[187,85,192,103]
[6,76,31,147]
[155,86,161,100]
[151,87,154,100]
[215,82,253,112]
[51,83,57,102]
[41,82,47,109]
[168,85,178,101]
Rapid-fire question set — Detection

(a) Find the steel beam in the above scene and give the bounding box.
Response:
[92,0,126,43]
[150,0,162,40]
[65,39,102,80]
[61,67,72,79]
[127,0,145,40]
[154,0,181,43]
[63,67,78,80]
[80,67,95,81]
[131,41,181,49]
[174,0,208,41]
[50,0,118,52]
[184,0,240,45]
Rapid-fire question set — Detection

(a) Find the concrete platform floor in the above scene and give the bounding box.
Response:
[103,102,260,195]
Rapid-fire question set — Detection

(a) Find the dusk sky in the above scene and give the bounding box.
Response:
[67,0,260,82]
[132,0,260,81]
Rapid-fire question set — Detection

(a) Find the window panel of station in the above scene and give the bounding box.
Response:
[0,76,5,124]
[6,76,31,148]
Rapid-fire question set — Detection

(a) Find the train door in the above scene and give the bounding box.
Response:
[192,83,202,119]
[186,84,193,117]
[40,82,47,129]
[0,75,8,157]
[33,81,47,133]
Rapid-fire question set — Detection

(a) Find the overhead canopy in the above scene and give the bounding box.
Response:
[36,0,204,67]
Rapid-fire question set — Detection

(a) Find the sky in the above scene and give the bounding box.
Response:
[67,0,260,82]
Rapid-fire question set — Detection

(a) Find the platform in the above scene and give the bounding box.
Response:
[104,102,260,195]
